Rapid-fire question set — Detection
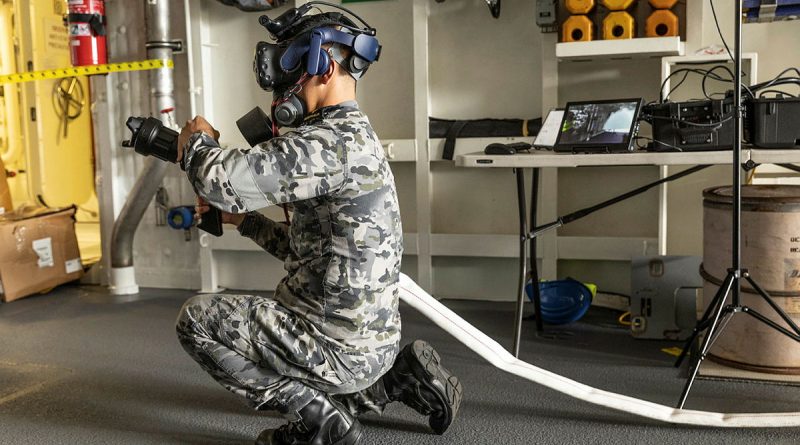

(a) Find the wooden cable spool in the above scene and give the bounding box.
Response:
[703,185,800,374]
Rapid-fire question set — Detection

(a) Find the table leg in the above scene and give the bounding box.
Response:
[530,168,544,333]
[513,168,529,358]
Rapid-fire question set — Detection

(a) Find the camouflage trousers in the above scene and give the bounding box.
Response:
[175,293,396,416]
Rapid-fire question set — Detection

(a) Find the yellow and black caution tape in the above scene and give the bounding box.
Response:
[0,59,174,85]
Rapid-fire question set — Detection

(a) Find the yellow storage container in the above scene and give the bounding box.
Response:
[646,9,679,37]
[601,0,636,11]
[603,11,635,39]
[563,15,594,42]
[649,0,678,8]
[566,0,595,15]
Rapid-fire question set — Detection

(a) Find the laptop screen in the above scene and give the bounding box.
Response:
[555,99,642,152]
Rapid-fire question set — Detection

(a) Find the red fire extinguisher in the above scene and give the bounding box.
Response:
[66,0,107,67]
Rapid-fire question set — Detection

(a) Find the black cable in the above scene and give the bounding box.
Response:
[758,89,798,98]
[702,65,736,99]
[751,68,800,91]
[664,71,691,102]
[306,1,376,34]
[751,74,800,94]
[635,136,684,152]
[660,66,739,103]
[710,0,734,61]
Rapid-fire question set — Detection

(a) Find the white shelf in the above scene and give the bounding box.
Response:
[457,150,736,169]
[382,139,417,162]
[748,149,800,165]
[556,37,685,61]
[662,52,758,65]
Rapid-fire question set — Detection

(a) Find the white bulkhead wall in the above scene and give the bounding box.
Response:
[97,0,800,298]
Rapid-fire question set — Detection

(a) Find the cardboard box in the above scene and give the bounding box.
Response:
[0,156,11,214]
[0,206,83,302]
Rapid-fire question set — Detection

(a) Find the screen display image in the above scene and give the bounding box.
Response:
[559,101,640,146]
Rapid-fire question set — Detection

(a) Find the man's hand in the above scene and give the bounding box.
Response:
[195,197,245,227]
[177,116,220,163]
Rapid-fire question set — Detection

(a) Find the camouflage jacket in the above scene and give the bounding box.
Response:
[183,102,403,355]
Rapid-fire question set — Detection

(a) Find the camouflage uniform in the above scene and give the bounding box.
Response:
[175,101,403,416]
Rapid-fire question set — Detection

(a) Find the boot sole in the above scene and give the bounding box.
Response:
[405,340,463,435]
[256,414,364,445]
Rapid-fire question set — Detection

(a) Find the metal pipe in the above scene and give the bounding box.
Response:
[732,0,743,306]
[109,0,176,295]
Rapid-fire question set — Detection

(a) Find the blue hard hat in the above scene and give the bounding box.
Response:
[525,278,593,325]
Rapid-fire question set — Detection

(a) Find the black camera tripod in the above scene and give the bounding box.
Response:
[674,0,800,409]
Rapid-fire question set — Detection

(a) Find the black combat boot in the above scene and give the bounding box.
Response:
[255,393,363,445]
[382,340,463,435]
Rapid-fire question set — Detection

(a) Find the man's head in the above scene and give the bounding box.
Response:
[296,43,357,113]
[253,7,380,126]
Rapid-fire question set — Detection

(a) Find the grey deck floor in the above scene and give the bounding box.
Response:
[1,284,799,444]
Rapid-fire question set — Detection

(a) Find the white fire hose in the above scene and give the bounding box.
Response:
[398,273,800,428]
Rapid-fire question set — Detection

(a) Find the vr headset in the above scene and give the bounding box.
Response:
[254,2,381,127]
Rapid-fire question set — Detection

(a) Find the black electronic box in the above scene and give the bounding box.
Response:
[644,99,735,152]
[745,97,800,149]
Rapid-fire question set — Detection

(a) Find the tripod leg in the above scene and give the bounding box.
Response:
[677,276,734,409]
[703,309,735,355]
[744,275,800,336]
[743,308,800,342]
[675,272,734,368]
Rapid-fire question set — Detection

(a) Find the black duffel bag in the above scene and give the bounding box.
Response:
[430,117,542,160]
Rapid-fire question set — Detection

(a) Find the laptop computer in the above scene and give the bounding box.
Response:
[554,98,643,153]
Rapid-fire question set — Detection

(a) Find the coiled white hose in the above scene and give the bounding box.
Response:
[398,273,800,428]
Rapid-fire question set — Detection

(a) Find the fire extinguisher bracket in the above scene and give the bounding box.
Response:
[67,13,106,36]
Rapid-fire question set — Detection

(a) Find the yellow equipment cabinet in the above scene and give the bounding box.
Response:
[14,0,96,209]
[0,2,24,206]
[646,9,679,37]
[565,0,596,15]
[563,15,595,42]
[9,0,100,263]
[603,11,635,40]
[601,0,636,11]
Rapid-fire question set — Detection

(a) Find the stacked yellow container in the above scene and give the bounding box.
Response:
[563,0,595,42]
[646,0,679,37]
[601,0,636,40]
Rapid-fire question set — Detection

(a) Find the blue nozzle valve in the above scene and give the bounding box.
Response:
[167,206,195,241]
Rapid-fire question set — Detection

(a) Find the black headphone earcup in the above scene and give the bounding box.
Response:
[274,95,307,128]
[348,56,369,77]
